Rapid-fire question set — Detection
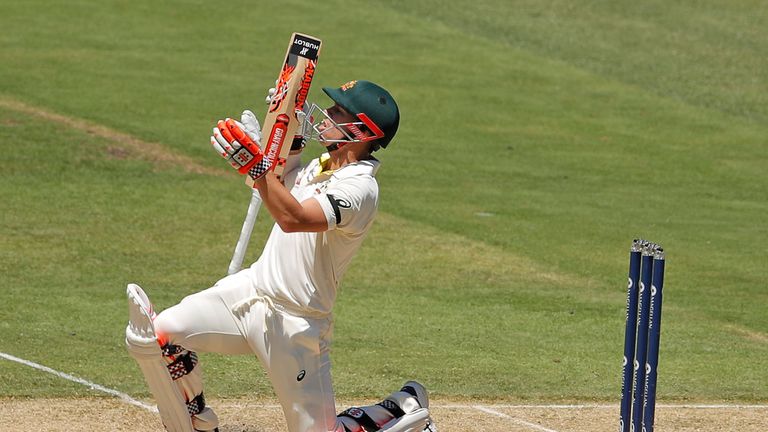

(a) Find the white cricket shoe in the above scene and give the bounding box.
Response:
[399,381,437,432]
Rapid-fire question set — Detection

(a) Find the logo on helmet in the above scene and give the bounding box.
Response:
[340,80,358,91]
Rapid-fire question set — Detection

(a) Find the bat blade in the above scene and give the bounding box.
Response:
[245,32,322,187]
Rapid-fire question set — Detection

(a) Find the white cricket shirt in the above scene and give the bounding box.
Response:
[251,154,380,317]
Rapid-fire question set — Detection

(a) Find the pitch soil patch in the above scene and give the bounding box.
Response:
[1,398,766,431]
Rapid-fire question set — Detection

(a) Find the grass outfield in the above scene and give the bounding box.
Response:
[1,0,767,406]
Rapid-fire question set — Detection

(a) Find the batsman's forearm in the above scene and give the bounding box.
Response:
[281,151,303,186]
[253,173,301,219]
[252,173,326,232]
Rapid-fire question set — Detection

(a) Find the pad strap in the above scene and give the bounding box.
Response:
[339,407,380,431]
[162,343,185,356]
[167,351,198,380]
[377,399,406,419]
[399,385,419,403]
[187,393,206,416]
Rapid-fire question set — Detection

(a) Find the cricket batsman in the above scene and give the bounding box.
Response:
[125,80,438,432]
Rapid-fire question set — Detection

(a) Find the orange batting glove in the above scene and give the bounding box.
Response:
[210,110,268,179]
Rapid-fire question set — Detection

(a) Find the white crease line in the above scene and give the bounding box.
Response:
[0,351,157,413]
[655,404,768,409]
[443,404,768,409]
[473,405,561,432]
[3,350,767,420]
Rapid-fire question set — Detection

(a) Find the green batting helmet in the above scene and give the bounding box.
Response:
[322,80,400,148]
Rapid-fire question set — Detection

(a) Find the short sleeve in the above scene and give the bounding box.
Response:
[313,176,378,233]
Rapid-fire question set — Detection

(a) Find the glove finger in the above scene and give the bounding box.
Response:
[234,119,248,137]
[241,110,262,142]
[265,87,276,105]
[210,136,241,168]
[227,118,258,148]
[212,126,236,154]
[217,119,241,150]
[210,135,229,158]
[294,109,309,137]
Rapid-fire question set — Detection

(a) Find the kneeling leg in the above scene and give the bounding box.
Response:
[125,284,219,432]
[337,381,437,432]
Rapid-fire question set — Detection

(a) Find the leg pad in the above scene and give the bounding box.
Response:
[125,284,219,432]
[337,381,436,432]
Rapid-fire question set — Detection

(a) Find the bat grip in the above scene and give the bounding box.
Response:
[227,188,262,275]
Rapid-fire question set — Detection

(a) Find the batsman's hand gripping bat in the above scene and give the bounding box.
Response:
[227,33,322,275]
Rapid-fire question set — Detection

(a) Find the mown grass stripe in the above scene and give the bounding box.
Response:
[0,93,582,292]
[0,95,224,177]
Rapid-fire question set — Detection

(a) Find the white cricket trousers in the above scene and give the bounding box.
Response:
[153,271,340,432]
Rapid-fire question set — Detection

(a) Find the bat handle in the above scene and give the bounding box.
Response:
[227,188,262,275]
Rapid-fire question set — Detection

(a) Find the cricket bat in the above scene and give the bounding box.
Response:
[246,32,322,186]
[227,33,322,275]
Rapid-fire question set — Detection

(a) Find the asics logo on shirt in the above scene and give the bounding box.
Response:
[327,194,351,224]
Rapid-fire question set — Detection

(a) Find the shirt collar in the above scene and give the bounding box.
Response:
[314,153,380,178]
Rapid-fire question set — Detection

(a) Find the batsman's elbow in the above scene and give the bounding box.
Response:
[267,196,329,233]
[275,217,328,233]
